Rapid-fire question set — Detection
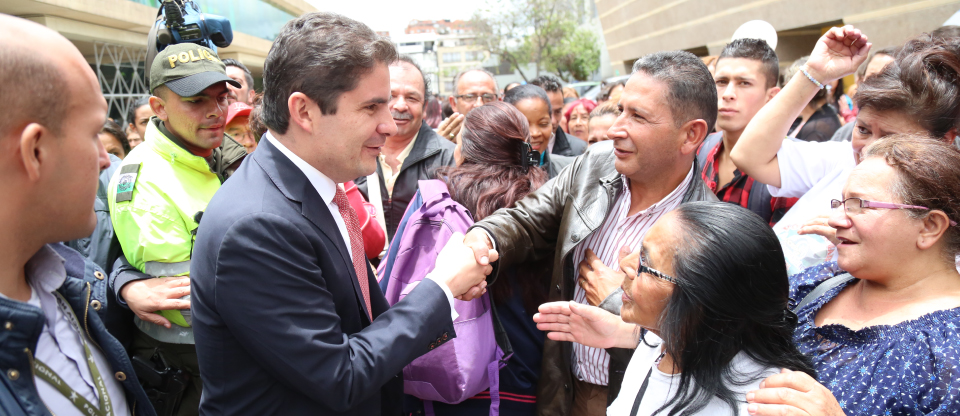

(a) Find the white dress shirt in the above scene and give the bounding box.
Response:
[4,246,130,416]
[264,133,457,320]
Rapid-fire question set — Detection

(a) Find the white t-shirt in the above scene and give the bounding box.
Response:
[768,139,856,276]
[608,333,779,416]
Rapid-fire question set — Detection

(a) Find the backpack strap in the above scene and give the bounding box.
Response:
[793,273,855,313]
[487,296,512,416]
[377,189,425,292]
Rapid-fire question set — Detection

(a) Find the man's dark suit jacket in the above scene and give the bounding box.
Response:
[191,137,455,416]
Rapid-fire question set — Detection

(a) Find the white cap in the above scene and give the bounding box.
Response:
[731,20,778,50]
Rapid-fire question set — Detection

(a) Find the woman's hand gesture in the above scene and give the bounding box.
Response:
[806,25,872,83]
[746,369,847,416]
[534,301,638,349]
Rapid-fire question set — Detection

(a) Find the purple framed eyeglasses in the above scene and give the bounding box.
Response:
[831,197,957,226]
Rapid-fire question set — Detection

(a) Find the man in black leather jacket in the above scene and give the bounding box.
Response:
[466,51,719,415]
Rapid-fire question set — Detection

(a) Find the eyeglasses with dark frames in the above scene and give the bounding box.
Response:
[637,254,682,285]
[454,93,498,104]
[830,197,957,226]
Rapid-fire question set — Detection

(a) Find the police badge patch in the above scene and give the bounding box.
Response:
[115,163,141,203]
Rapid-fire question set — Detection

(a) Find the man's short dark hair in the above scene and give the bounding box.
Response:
[717,38,779,89]
[394,55,429,96]
[0,45,69,136]
[453,68,499,94]
[261,12,397,134]
[222,58,254,89]
[128,96,150,125]
[530,75,562,93]
[631,50,717,132]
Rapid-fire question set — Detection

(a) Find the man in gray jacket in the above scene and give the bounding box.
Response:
[355,56,455,244]
[465,51,719,416]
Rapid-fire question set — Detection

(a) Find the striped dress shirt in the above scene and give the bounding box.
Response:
[570,166,693,386]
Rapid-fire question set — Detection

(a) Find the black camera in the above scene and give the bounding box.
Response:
[145,0,233,81]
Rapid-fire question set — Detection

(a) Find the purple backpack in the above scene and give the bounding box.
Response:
[379,180,511,415]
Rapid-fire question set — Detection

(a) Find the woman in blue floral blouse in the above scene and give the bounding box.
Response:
[747,135,960,416]
[744,27,960,416]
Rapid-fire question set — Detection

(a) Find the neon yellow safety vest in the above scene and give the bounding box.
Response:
[108,120,221,330]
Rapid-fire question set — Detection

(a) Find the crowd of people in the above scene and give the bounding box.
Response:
[1,9,960,416]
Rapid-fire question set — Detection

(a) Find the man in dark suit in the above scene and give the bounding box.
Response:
[190,12,495,416]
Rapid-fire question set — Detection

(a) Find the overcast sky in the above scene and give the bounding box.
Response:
[305,0,481,37]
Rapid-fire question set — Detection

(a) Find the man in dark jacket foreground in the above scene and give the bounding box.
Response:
[0,14,154,416]
[466,51,719,415]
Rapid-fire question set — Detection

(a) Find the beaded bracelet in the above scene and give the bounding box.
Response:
[799,67,825,90]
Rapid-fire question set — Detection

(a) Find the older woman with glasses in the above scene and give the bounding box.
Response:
[745,134,960,415]
[535,201,814,415]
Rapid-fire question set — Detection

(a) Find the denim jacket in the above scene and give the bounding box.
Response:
[0,244,156,416]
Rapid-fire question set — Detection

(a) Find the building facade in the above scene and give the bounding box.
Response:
[394,33,441,96]
[436,36,489,96]
[596,0,960,76]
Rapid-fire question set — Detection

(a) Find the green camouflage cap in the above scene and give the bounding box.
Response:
[149,43,240,96]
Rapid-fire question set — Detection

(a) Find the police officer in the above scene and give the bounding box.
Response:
[108,43,246,416]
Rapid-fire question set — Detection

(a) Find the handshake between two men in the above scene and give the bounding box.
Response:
[431,231,500,301]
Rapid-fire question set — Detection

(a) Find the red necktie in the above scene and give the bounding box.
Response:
[333,185,373,320]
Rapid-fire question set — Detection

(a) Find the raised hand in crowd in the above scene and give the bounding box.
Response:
[577,247,630,306]
[805,25,872,84]
[533,301,638,350]
[732,26,871,188]
[436,112,464,142]
[746,369,846,416]
[120,276,191,328]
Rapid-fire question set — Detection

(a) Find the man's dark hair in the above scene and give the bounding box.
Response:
[503,84,551,114]
[529,74,561,93]
[128,96,151,125]
[651,201,815,415]
[0,45,69,136]
[632,50,718,132]
[261,12,397,134]
[394,55,429,96]
[101,119,131,155]
[222,58,254,90]
[717,38,779,89]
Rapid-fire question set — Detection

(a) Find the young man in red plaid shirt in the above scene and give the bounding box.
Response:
[698,38,797,225]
